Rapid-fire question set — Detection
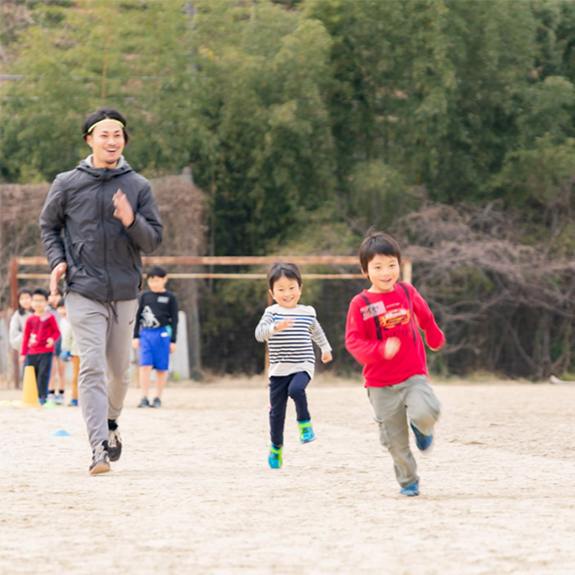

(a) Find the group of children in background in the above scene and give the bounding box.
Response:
[256,230,445,497]
[9,288,79,406]
[9,265,178,410]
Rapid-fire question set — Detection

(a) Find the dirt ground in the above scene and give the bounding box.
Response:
[1,378,575,575]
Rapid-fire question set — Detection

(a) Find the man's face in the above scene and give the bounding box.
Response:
[86,120,125,168]
[31,295,47,314]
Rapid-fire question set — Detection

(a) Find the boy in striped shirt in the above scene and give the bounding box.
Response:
[256,263,332,469]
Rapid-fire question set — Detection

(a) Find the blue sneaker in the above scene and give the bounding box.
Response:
[298,420,315,443]
[400,481,420,497]
[268,445,283,469]
[38,397,46,406]
[69,399,79,407]
[410,422,433,452]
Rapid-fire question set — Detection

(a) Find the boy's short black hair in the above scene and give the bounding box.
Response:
[146,265,167,278]
[57,298,66,308]
[267,262,302,291]
[82,106,130,143]
[358,229,402,273]
[32,289,49,300]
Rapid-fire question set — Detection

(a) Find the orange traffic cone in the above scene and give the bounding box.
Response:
[21,365,41,408]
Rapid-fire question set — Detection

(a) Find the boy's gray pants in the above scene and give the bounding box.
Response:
[66,291,138,450]
[367,375,440,488]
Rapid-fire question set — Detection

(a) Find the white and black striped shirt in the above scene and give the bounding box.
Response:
[255,304,332,378]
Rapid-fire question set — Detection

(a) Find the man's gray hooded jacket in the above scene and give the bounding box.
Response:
[40,156,163,302]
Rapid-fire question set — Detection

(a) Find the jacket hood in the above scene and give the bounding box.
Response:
[77,155,132,181]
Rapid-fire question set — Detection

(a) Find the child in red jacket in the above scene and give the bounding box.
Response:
[345,231,445,497]
[20,289,61,404]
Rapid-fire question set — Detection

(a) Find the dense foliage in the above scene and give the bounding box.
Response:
[2,0,575,378]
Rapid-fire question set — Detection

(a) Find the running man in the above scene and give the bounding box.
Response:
[40,106,163,474]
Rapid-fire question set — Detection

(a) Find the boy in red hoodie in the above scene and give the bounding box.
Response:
[20,289,61,404]
[345,231,445,497]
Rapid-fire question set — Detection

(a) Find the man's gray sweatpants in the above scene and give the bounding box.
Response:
[66,291,138,450]
[367,375,440,488]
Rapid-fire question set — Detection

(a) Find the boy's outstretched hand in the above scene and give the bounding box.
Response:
[321,351,333,363]
[383,337,401,359]
[132,338,140,350]
[170,343,177,354]
[19,356,25,365]
[274,318,295,332]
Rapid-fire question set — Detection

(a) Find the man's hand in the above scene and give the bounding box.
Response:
[170,343,177,354]
[113,189,135,227]
[132,338,140,350]
[274,318,295,332]
[321,351,333,364]
[19,356,25,365]
[50,262,67,295]
[46,338,55,349]
[383,337,401,359]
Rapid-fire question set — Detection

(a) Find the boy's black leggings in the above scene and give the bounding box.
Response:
[27,352,53,398]
[269,371,311,447]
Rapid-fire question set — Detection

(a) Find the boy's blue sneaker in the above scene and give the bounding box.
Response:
[268,445,283,469]
[298,420,315,443]
[400,481,420,497]
[410,422,433,452]
[69,399,78,407]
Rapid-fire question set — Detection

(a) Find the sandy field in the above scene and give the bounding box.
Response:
[1,378,575,575]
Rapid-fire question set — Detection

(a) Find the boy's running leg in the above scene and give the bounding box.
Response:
[287,372,311,422]
[402,375,440,445]
[287,372,315,443]
[367,386,418,489]
[269,375,290,448]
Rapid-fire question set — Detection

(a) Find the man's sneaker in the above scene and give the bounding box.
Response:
[137,397,150,408]
[55,393,64,405]
[89,441,111,475]
[108,429,122,462]
[152,397,162,408]
[400,481,420,497]
[47,392,57,404]
[268,445,283,469]
[298,420,315,443]
[69,398,78,407]
[410,422,433,452]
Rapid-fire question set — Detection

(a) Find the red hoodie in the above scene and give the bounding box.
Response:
[21,313,60,356]
[345,282,445,387]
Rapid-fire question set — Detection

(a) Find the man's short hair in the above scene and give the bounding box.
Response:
[358,230,402,273]
[32,289,49,300]
[82,106,130,143]
[267,263,302,291]
[146,265,167,278]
